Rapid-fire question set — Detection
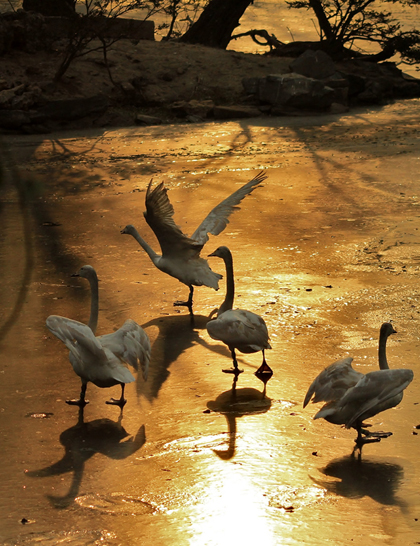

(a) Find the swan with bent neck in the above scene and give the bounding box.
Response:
[46,265,151,409]
[206,246,273,385]
[121,171,267,317]
[304,322,414,453]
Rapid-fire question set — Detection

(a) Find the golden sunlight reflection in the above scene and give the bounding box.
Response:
[188,466,276,546]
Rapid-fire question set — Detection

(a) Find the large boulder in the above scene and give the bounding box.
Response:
[256,73,336,111]
[290,49,337,80]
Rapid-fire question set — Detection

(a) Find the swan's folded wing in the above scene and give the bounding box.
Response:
[207,309,270,349]
[303,357,363,408]
[191,171,267,245]
[144,180,202,258]
[99,319,151,381]
[338,368,414,429]
[46,315,108,365]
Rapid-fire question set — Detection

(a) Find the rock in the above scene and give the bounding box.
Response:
[0,10,49,53]
[290,50,336,80]
[33,94,109,122]
[258,73,335,111]
[135,113,163,126]
[0,109,31,130]
[329,102,349,114]
[242,77,261,95]
[171,99,214,118]
[0,84,26,107]
[213,105,262,119]
[10,85,42,110]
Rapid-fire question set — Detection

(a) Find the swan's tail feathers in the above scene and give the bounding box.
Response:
[191,170,267,245]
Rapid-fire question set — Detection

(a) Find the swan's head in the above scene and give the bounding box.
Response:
[208,246,231,260]
[121,224,136,235]
[380,322,397,337]
[72,265,97,280]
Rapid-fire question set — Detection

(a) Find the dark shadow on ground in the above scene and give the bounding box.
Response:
[26,408,146,508]
[140,312,231,401]
[311,454,407,509]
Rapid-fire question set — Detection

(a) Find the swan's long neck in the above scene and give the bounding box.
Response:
[218,250,235,316]
[130,227,160,264]
[87,272,99,335]
[378,329,391,370]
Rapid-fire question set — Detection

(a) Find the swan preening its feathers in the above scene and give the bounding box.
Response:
[206,246,273,386]
[46,265,151,409]
[304,322,413,452]
[121,171,267,315]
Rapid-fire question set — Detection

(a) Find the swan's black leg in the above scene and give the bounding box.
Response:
[222,349,244,376]
[255,350,273,386]
[352,425,391,456]
[174,286,194,316]
[66,382,89,407]
[106,384,127,408]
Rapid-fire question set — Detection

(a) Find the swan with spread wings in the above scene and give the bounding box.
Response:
[46,265,151,409]
[304,323,413,453]
[121,171,267,315]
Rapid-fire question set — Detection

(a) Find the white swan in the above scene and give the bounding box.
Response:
[46,265,151,409]
[206,246,273,384]
[121,171,267,315]
[304,322,413,451]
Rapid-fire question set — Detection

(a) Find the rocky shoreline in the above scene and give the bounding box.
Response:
[1,9,420,134]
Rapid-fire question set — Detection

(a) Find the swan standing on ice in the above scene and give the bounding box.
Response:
[304,322,413,452]
[121,171,267,316]
[206,246,273,385]
[46,265,151,409]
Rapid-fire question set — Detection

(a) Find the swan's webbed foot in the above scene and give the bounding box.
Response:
[174,286,194,315]
[360,429,393,440]
[66,383,88,407]
[106,397,127,408]
[224,349,243,376]
[66,398,89,408]
[352,428,393,455]
[106,385,127,409]
[255,359,273,385]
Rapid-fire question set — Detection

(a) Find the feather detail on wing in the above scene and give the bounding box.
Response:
[303,357,363,408]
[46,315,107,364]
[46,315,138,386]
[144,180,202,259]
[191,171,267,245]
[99,319,151,380]
[341,368,414,429]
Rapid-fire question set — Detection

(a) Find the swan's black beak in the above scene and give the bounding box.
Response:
[208,250,217,258]
[71,273,79,277]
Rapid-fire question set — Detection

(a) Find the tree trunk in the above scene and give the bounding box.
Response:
[180,0,254,49]
[308,0,334,40]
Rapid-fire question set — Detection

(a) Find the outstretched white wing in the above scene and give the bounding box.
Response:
[303,357,363,408]
[99,319,151,381]
[341,368,414,429]
[191,171,267,245]
[144,180,202,259]
[46,315,136,385]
